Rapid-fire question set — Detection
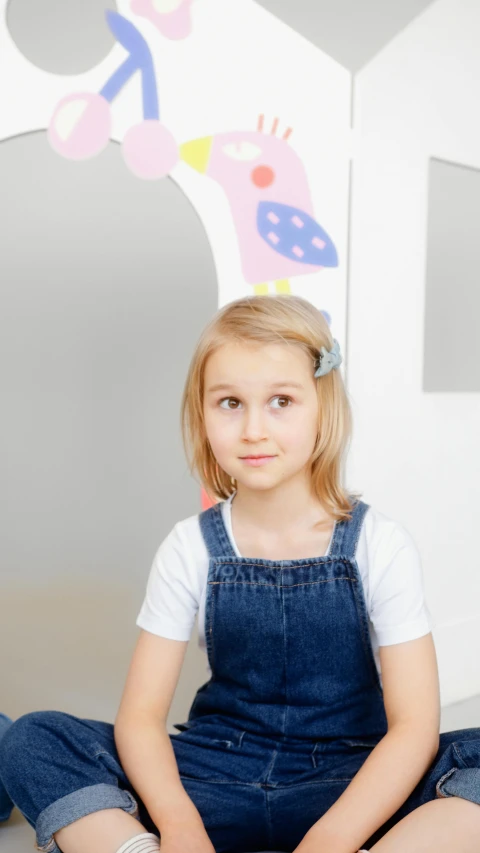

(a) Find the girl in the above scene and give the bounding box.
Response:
[1,294,479,853]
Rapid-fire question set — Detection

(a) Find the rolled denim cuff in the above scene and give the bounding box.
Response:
[36,783,140,853]
[436,767,480,805]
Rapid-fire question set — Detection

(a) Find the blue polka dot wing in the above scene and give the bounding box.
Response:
[257,201,338,268]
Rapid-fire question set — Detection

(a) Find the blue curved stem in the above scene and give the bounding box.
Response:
[100,11,159,121]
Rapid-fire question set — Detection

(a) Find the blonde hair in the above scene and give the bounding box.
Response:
[180,295,361,523]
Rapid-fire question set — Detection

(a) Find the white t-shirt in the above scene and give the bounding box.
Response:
[136,494,433,688]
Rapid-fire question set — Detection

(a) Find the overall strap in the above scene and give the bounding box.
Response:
[199,503,237,559]
[329,498,370,560]
[199,496,370,561]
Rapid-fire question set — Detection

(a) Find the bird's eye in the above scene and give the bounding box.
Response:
[222,142,262,161]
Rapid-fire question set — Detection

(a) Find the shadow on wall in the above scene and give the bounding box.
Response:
[0,132,217,722]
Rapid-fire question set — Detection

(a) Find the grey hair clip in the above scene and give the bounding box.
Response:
[314,338,342,377]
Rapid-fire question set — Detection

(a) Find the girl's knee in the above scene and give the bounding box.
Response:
[0,710,67,770]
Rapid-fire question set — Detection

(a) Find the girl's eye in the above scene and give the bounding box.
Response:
[271,396,292,408]
[219,398,240,410]
[218,396,292,410]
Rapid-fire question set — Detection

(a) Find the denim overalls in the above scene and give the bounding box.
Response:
[0,497,479,853]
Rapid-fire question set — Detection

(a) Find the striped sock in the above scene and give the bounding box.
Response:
[115,832,160,853]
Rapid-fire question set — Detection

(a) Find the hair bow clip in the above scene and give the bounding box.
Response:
[314,338,342,378]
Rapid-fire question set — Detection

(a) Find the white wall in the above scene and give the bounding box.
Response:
[0,0,478,717]
[0,0,351,723]
[0,0,351,322]
[349,0,480,706]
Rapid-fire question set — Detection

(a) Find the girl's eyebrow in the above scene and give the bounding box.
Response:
[206,381,304,393]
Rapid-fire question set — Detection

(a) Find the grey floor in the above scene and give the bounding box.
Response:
[1,695,479,852]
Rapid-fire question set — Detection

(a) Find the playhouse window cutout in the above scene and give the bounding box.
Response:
[423,158,480,393]
[6,0,118,75]
[0,131,218,579]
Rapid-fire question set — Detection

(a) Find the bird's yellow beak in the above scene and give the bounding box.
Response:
[179,136,213,174]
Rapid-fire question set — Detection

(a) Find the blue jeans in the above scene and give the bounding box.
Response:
[0,714,14,822]
[0,711,480,853]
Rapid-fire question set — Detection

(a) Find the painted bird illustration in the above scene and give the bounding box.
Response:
[180,116,338,294]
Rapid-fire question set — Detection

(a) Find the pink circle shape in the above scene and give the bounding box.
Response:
[131,0,193,40]
[122,120,179,180]
[48,93,111,160]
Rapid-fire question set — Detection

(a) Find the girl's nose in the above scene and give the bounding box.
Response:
[241,409,268,441]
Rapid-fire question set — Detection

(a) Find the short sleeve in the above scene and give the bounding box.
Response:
[136,523,200,641]
[369,522,433,646]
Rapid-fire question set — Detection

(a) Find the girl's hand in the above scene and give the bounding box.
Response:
[293,828,368,853]
[158,819,216,853]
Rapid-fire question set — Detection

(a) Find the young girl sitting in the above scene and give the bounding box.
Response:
[1,295,479,853]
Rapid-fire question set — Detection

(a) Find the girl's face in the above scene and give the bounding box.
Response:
[203,341,319,492]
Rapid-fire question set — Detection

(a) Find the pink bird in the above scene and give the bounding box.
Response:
[180,116,338,294]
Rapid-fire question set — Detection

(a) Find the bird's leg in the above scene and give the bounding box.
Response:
[253,283,269,295]
[275,279,290,293]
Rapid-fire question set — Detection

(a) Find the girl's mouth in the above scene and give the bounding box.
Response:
[240,456,276,467]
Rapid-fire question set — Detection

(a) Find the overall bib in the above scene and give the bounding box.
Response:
[1,498,479,853]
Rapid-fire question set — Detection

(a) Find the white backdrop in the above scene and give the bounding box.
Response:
[349,0,480,705]
[0,0,478,708]
[0,0,351,321]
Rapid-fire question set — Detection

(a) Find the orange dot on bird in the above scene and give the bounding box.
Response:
[251,165,275,187]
